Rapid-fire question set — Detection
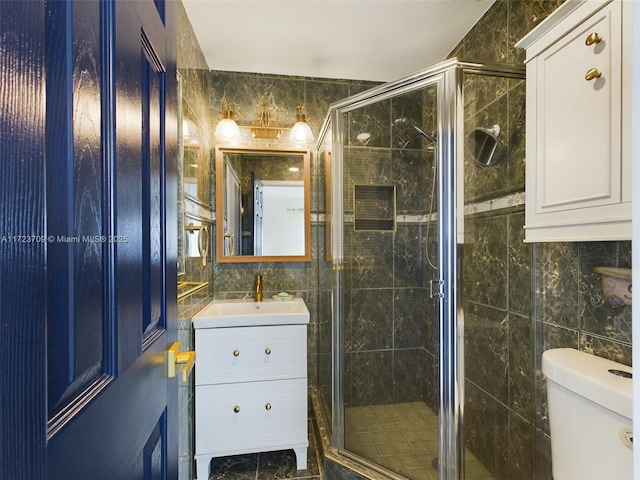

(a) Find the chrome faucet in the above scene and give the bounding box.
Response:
[254,273,263,302]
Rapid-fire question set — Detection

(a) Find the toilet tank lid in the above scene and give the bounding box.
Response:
[542,348,632,420]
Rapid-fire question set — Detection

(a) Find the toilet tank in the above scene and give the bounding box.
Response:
[542,348,633,480]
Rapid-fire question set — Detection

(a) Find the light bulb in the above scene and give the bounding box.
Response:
[289,104,314,144]
[289,121,314,144]
[214,118,241,143]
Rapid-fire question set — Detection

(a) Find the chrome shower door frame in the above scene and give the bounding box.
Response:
[326,59,525,480]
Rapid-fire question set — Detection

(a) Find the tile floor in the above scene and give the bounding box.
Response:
[204,402,495,480]
[344,402,495,480]
[205,419,323,480]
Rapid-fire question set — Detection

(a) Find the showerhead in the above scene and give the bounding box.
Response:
[393,117,437,144]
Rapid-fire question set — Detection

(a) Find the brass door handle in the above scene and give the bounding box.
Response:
[585,32,602,46]
[233,349,240,357]
[166,342,196,382]
[585,68,602,81]
[234,405,240,413]
[265,403,272,410]
[265,347,271,355]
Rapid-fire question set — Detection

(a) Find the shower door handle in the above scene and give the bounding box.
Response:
[430,280,444,299]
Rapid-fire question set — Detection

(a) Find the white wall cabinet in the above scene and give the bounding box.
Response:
[516,0,632,242]
[193,322,308,479]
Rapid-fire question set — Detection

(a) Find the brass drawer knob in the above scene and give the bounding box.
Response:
[585,32,603,46]
[265,403,272,411]
[234,405,240,413]
[265,347,271,355]
[585,68,602,81]
[233,349,240,357]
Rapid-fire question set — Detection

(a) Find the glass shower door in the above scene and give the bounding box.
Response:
[331,78,443,480]
[324,60,529,480]
[460,70,532,480]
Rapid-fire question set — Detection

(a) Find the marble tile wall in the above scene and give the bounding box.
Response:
[532,240,632,480]
[457,59,530,479]
[208,70,381,399]
[177,3,217,479]
[178,1,633,480]
[178,8,383,469]
[338,79,441,411]
[452,1,633,479]
[463,207,534,480]
[452,2,551,479]
[332,39,532,479]
[463,74,526,202]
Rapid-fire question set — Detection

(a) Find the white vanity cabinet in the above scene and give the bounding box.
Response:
[192,299,309,480]
[516,0,632,242]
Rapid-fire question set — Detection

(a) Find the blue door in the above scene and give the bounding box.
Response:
[0,1,179,478]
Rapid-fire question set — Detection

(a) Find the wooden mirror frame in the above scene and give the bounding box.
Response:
[215,145,311,263]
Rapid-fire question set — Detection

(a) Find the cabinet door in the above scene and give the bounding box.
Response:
[195,325,307,385]
[535,1,621,215]
[195,379,308,456]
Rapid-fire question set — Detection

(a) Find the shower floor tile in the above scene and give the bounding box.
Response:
[345,401,496,480]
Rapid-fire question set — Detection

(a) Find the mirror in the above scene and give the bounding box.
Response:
[467,124,502,167]
[183,143,211,207]
[215,146,311,263]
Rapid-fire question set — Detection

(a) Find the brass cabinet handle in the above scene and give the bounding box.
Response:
[265,403,272,411]
[233,349,240,357]
[234,405,240,413]
[265,347,271,355]
[585,68,602,81]
[585,32,603,46]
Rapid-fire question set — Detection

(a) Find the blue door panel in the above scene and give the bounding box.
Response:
[45,0,109,421]
[143,411,167,480]
[0,0,178,478]
[0,1,47,477]
[142,35,165,340]
[47,347,171,478]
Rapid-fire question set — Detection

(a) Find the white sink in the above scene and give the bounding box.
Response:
[192,297,310,328]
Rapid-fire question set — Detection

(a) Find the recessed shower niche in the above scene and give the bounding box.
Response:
[353,184,396,231]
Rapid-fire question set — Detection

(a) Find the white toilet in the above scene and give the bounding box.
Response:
[542,348,633,480]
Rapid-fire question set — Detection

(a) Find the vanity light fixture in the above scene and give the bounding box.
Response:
[289,104,314,145]
[214,99,241,143]
[215,100,315,144]
[250,102,282,140]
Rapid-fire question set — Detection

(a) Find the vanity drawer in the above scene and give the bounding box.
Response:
[195,378,308,455]
[195,324,307,385]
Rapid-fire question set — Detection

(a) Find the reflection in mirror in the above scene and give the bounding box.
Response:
[183,142,211,208]
[177,72,185,277]
[323,151,332,262]
[215,147,311,263]
[184,218,210,266]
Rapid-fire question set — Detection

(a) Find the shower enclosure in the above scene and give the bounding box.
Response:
[315,59,530,480]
